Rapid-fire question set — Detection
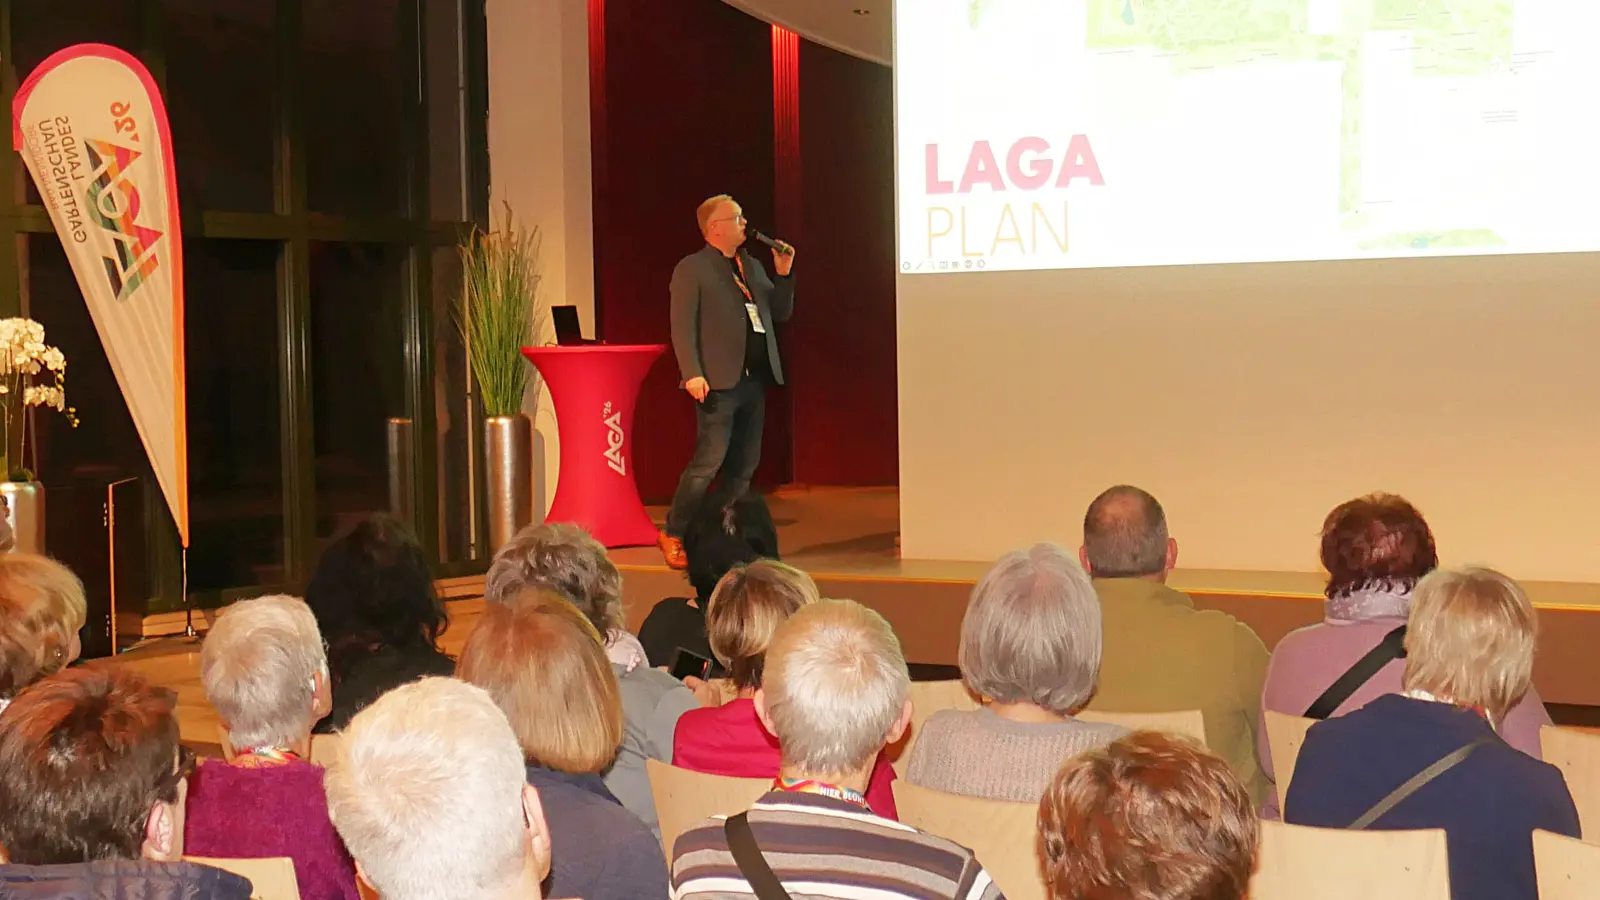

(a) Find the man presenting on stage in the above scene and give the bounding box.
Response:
[658,194,796,569]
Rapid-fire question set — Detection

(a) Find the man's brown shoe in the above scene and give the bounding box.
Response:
[658,532,687,570]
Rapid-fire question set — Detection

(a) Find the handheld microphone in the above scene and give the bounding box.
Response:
[752,230,794,255]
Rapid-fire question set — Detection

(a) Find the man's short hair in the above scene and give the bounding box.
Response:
[485,523,624,638]
[200,594,328,752]
[457,592,624,773]
[697,194,734,233]
[0,553,87,677]
[706,560,819,691]
[1082,485,1169,578]
[961,543,1102,714]
[1039,731,1258,900]
[0,667,184,863]
[763,599,908,775]
[1403,566,1537,721]
[325,678,531,900]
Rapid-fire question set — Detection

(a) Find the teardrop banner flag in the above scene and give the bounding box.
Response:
[12,44,188,547]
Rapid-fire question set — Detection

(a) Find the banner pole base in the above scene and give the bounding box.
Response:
[181,546,195,638]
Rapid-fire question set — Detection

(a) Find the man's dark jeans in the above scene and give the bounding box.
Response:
[665,375,765,538]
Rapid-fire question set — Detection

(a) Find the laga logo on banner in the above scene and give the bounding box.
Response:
[85,102,163,301]
[603,402,626,476]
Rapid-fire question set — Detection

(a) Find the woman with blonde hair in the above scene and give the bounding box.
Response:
[1286,566,1578,900]
[0,553,86,678]
[669,560,901,818]
[457,590,667,900]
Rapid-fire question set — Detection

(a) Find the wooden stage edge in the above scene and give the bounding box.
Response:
[131,557,1600,710]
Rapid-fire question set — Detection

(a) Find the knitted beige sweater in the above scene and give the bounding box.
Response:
[905,707,1129,803]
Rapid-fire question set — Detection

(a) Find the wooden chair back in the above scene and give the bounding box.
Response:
[1542,725,1600,840]
[893,780,1044,900]
[187,857,301,900]
[645,758,770,862]
[1263,710,1316,812]
[1249,820,1450,900]
[1532,828,1600,900]
[1077,709,1207,745]
[888,680,980,775]
[309,733,342,768]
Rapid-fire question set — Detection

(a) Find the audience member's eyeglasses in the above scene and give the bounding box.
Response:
[155,745,197,798]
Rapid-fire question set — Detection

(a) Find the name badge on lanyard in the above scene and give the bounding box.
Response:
[734,257,767,334]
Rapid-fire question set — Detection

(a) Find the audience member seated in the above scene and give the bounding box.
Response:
[1079,485,1270,801]
[323,678,552,900]
[0,668,252,900]
[1285,566,1579,900]
[185,595,359,900]
[1039,731,1258,900]
[0,615,42,714]
[0,553,87,678]
[485,522,698,839]
[907,543,1126,802]
[458,592,669,900]
[672,599,1003,900]
[672,561,899,818]
[638,492,778,669]
[1260,494,1551,817]
[305,515,455,732]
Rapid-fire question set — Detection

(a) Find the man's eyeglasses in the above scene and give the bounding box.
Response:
[710,215,747,225]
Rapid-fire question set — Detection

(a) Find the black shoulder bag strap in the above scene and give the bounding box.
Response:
[1305,625,1408,720]
[1349,736,1495,829]
[725,812,794,900]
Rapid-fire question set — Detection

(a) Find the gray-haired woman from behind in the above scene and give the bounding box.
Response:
[906,543,1127,802]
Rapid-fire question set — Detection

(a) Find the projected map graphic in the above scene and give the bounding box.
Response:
[897,0,1600,272]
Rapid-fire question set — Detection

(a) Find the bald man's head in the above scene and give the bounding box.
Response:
[1082,486,1174,580]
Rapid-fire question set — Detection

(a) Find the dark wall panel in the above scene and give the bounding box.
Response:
[791,41,897,485]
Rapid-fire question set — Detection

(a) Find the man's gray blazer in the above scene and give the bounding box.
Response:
[669,244,795,389]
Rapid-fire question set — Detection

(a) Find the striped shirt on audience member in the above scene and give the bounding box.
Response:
[670,789,1004,900]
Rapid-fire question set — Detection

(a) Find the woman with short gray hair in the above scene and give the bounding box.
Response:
[184,595,358,900]
[905,543,1127,802]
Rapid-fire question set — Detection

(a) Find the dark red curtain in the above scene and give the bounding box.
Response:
[790,41,897,486]
[590,2,896,497]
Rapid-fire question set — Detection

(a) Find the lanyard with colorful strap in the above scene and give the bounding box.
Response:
[232,746,303,768]
[772,777,870,809]
[730,255,754,302]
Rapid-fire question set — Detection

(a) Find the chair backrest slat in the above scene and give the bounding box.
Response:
[1263,710,1316,813]
[1250,820,1450,900]
[1541,725,1600,840]
[893,780,1044,900]
[187,856,301,900]
[645,758,771,863]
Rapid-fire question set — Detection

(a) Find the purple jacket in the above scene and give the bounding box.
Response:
[183,759,359,900]
[1258,616,1552,818]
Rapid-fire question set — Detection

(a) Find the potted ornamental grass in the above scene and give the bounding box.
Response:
[456,205,548,552]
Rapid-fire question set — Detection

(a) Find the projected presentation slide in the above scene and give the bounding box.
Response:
[896,1,1600,274]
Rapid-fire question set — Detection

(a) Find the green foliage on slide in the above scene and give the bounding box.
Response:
[1078,0,1510,74]
[1357,228,1508,251]
[1071,0,1512,215]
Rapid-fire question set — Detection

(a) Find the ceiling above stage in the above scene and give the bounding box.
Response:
[719,0,893,66]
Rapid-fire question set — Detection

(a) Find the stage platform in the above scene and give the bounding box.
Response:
[112,485,1600,752]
